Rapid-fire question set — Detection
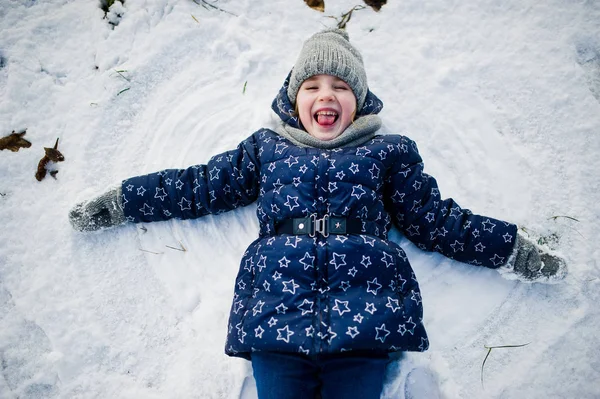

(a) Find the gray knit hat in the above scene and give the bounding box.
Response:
[287,29,368,110]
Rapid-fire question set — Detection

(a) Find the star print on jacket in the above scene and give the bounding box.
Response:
[120,82,517,360]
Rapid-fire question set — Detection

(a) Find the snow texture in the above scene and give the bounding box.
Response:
[1,0,599,398]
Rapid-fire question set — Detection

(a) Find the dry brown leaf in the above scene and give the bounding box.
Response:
[36,138,65,181]
[0,130,31,152]
[363,0,387,12]
[305,0,325,12]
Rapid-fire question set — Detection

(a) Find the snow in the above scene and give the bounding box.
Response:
[1,0,599,397]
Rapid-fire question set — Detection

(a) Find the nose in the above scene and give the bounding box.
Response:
[318,88,335,102]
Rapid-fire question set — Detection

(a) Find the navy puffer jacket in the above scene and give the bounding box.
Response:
[121,81,517,359]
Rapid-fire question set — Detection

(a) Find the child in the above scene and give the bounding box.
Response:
[69,29,566,399]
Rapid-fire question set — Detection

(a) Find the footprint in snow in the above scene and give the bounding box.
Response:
[0,285,60,398]
[575,40,600,104]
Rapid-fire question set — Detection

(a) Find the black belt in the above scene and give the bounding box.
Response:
[275,214,364,237]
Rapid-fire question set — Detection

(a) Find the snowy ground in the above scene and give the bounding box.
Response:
[1,0,600,398]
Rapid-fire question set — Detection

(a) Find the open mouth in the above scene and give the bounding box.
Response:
[314,110,339,126]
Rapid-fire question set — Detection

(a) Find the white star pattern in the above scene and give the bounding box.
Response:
[397,317,417,336]
[276,325,294,343]
[285,156,299,168]
[275,143,288,154]
[332,299,351,316]
[336,233,349,244]
[275,303,288,314]
[351,185,366,199]
[381,252,394,268]
[330,253,347,269]
[482,219,496,233]
[449,206,462,218]
[272,179,284,194]
[154,188,167,201]
[233,300,244,314]
[254,326,264,338]
[178,197,192,211]
[298,299,314,315]
[361,235,376,247]
[386,297,402,313]
[139,203,154,216]
[490,254,505,266]
[367,278,382,295]
[375,324,390,343]
[411,291,422,305]
[369,164,380,179]
[406,224,420,236]
[282,279,299,295]
[256,255,267,272]
[450,240,464,252]
[391,191,405,203]
[285,236,301,248]
[299,252,315,270]
[284,195,299,211]
[209,166,220,180]
[346,326,360,338]
[305,326,315,337]
[365,303,377,315]
[252,300,265,316]
[356,147,371,156]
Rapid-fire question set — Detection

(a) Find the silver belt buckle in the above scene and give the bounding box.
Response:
[309,214,329,238]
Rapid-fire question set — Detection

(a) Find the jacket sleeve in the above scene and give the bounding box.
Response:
[384,136,517,269]
[121,134,261,223]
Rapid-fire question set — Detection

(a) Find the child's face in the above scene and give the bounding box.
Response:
[296,74,357,141]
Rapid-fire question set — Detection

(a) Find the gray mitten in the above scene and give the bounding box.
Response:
[500,231,567,282]
[69,186,126,232]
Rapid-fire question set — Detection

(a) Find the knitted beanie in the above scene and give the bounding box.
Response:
[287,29,368,110]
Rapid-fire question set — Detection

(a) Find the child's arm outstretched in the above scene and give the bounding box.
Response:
[385,136,566,282]
[69,134,261,232]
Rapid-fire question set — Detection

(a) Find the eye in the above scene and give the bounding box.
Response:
[334,86,349,90]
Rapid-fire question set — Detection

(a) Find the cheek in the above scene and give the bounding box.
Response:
[296,95,313,123]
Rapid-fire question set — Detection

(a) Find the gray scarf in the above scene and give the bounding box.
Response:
[275,115,382,149]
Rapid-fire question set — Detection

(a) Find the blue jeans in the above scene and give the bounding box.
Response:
[251,351,390,399]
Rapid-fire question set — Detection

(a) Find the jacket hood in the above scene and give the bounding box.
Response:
[271,71,384,130]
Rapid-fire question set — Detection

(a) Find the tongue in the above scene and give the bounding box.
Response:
[317,114,336,125]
